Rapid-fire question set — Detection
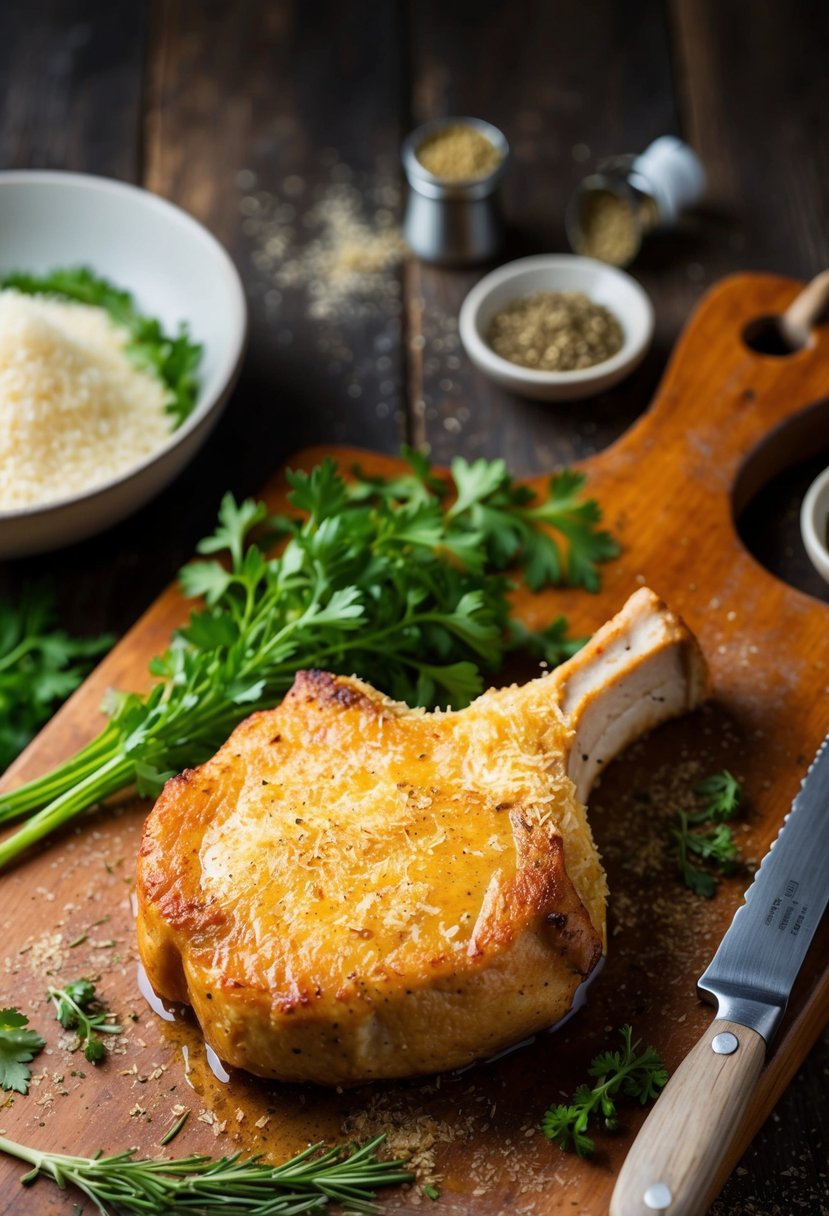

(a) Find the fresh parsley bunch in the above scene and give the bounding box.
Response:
[0,450,618,868]
[0,267,202,426]
[542,1025,668,1157]
[0,586,113,770]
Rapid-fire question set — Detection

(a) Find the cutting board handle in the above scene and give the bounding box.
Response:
[610,273,829,482]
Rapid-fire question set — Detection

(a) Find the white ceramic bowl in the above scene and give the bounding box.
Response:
[800,465,829,586]
[459,254,654,401]
[0,171,247,558]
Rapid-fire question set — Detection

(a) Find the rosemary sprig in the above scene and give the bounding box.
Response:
[0,1131,412,1215]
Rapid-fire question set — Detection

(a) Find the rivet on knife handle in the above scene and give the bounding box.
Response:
[609,1018,765,1216]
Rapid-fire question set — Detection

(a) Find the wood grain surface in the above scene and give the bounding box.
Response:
[1,274,829,1216]
[1,1,828,1212]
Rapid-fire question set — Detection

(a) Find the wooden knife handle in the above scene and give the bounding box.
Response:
[610,1019,766,1216]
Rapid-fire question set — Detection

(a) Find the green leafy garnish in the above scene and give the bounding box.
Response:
[48,979,122,1064]
[0,586,113,771]
[0,450,617,868]
[541,1025,668,1157]
[0,1008,45,1095]
[0,266,202,426]
[0,1130,412,1215]
[446,461,620,592]
[691,770,742,822]
[674,770,743,897]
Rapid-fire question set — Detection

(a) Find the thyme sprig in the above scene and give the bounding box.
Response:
[0,450,617,870]
[0,1131,412,1215]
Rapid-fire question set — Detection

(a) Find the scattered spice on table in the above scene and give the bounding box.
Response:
[487,290,624,371]
[416,123,503,181]
[237,158,409,427]
[237,162,407,325]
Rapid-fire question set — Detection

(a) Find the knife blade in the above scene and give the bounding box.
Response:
[610,735,829,1216]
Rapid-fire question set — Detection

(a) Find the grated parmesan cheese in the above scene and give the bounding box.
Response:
[0,289,172,510]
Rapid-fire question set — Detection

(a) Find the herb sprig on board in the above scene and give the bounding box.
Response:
[0,450,618,868]
[0,267,202,426]
[674,770,743,898]
[541,1025,668,1157]
[0,1008,45,1095]
[0,587,113,771]
[0,1131,411,1215]
[48,979,123,1063]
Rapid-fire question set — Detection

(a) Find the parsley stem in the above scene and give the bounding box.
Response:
[0,724,122,823]
[0,754,134,869]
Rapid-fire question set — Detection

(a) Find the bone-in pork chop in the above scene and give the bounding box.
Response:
[137,588,707,1085]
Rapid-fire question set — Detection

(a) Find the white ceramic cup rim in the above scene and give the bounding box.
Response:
[800,464,829,583]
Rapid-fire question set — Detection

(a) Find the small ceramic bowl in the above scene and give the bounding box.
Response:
[459,254,654,401]
[0,171,247,558]
[800,465,829,586]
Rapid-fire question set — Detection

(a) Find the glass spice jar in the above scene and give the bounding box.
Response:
[566,135,705,267]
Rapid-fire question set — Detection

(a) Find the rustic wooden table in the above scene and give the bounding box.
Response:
[1,2,827,1212]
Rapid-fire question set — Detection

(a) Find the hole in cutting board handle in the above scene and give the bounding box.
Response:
[743,315,810,357]
[733,391,829,605]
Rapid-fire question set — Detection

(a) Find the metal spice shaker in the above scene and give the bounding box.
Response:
[401,117,510,266]
[566,135,705,266]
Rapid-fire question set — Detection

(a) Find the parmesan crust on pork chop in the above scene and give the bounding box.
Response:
[137,588,707,1085]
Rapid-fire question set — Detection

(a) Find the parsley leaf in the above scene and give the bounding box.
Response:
[541,1025,668,1156]
[447,461,620,592]
[0,266,202,427]
[690,770,742,822]
[0,586,113,771]
[673,770,744,897]
[48,979,122,1064]
[0,1008,45,1094]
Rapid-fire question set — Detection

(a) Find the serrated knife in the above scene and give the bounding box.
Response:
[610,735,829,1216]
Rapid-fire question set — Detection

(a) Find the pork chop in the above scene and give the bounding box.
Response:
[136,587,707,1085]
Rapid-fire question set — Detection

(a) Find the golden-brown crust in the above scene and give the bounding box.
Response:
[136,667,605,1085]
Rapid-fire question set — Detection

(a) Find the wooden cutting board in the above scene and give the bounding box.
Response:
[1,272,828,1214]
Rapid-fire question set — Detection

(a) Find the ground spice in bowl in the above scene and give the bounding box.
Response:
[416,124,503,182]
[486,290,624,372]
